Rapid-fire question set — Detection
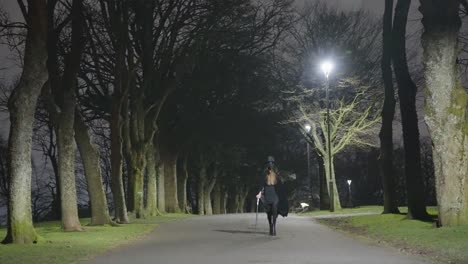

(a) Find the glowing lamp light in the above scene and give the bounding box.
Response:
[347,179,352,186]
[320,60,334,79]
[305,124,311,133]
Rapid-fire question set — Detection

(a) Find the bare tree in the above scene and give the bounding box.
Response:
[2,0,48,244]
[43,0,84,232]
[286,81,381,210]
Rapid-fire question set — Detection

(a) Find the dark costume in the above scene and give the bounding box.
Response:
[260,178,288,236]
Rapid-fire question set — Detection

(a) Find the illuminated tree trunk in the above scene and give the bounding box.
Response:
[56,93,82,231]
[323,156,341,210]
[110,101,129,223]
[203,164,218,215]
[130,146,146,218]
[145,144,158,216]
[157,161,166,213]
[2,0,48,244]
[177,156,189,213]
[220,189,228,214]
[197,164,207,215]
[74,113,112,225]
[212,181,222,214]
[163,151,179,213]
[46,0,84,232]
[419,0,468,226]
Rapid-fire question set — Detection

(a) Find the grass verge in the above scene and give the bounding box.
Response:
[299,205,383,216]
[0,213,191,264]
[318,212,468,264]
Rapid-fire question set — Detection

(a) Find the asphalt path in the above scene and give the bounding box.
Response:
[84,214,429,264]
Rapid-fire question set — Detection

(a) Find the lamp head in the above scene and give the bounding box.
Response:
[320,60,333,78]
[347,179,352,186]
[305,124,311,133]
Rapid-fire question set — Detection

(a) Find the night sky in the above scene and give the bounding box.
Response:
[0,0,421,137]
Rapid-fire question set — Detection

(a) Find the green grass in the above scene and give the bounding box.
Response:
[299,206,438,216]
[0,213,191,264]
[299,205,384,216]
[318,211,468,264]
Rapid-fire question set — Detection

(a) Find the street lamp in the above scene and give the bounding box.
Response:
[321,60,334,212]
[347,179,352,207]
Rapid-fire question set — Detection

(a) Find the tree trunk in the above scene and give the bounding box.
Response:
[110,99,129,223]
[2,0,48,244]
[220,189,228,214]
[122,92,133,212]
[238,189,248,213]
[108,0,130,224]
[56,0,85,232]
[74,113,112,225]
[380,0,400,215]
[145,144,158,216]
[177,156,189,213]
[157,161,166,213]
[323,156,342,210]
[130,147,146,218]
[163,152,179,213]
[56,89,81,231]
[47,129,61,220]
[226,188,239,214]
[393,0,428,220]
[318,156,329,210]
[234,194,241,213]
[44,123,61,220]
[197,165,207,215]
[212,181,222,214]
[203,165,218,215]
[419,0,468,226]
[203,191,213,215]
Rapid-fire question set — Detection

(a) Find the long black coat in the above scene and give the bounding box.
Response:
[276,182,289,217]
[260,181,289,217]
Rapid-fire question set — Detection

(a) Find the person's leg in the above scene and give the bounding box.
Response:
[264,203,273,235]
[271,201,278,236]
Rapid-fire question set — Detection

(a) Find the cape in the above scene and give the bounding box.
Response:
[276,182,289,217]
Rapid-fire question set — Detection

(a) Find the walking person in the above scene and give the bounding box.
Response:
[256,166,288,236]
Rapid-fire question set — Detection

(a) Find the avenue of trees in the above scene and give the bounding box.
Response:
[0,0,295,244]
[0,0,466,245]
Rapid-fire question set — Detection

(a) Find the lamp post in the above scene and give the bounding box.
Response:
[347,179,352,207]
[305,124,311,200]
[321,60,334,212]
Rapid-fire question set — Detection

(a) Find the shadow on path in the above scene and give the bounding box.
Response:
[213,229,269,235]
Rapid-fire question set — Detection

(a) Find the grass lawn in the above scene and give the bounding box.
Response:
[317,209,468,264]
[0,213,191,264]
[299,205,384,216]
[299,206,438,217]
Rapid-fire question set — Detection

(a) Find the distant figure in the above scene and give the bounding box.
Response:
[256,166,288,236]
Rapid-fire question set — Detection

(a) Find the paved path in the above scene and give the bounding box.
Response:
[85,214,429,264]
